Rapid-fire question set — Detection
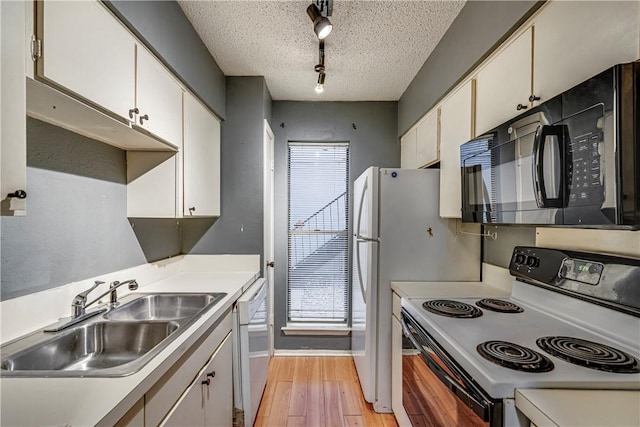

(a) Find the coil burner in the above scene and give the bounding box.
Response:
[537,336,640,373]
[475,298,524,313]
[477,341,554,373]
[422,300,483,319]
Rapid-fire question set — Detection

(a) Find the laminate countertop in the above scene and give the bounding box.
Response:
[516,389,640,427]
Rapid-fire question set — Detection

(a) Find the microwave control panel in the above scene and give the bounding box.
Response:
[567,131,603,206]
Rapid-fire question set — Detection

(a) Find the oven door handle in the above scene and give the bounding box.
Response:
[401,313,490,421]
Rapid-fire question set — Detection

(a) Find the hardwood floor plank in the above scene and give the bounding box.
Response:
[321,357,337,381]
[254,415,268,427]
[334,357,355,381]
[268,381,293,427]
[324,381,344,427]
[338,379,362,416]
[289,357,309,416]
[343,415,365,426]
[287,416,306,426]
[306,358,326,427]
[380,413,399,427]
[274,356,295,382]
[257,358,280,418]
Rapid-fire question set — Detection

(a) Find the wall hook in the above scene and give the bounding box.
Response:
[455,221,497,240]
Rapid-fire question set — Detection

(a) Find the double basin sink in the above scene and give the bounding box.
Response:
[0,293,226,377]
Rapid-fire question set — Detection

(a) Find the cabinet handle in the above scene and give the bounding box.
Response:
[128,108,139,119]
[202,378,211,386]
[139,114,149,125]
[8,190,27,199]
[516,104,528,111]
[529,94,541,102]
[189,207,196,215]
[207,371,215,378]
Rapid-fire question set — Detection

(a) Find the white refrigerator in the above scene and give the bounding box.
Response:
[351,167,481,413]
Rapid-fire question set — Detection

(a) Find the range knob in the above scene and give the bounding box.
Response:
[526,256,540,268]
[514,254,526,265]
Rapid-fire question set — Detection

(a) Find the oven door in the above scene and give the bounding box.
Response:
[400,309,502,427]
[460,120,567,225]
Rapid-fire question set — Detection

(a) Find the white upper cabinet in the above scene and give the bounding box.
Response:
[439,81,473,219]
[183,92,221,217]
[533,1,640,105]
[475,27,532,136]
[416,110,439,168]
[135,46,184,148]
[38,0,135,122]
[400,128,418,169]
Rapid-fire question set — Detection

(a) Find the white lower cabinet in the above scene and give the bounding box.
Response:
[162,334,233,427]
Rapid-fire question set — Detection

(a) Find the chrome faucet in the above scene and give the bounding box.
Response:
[71,279,139,318]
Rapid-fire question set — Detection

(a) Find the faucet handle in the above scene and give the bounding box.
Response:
[76,280,105,301]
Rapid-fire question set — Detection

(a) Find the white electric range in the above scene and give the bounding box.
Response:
[400,246,640,427]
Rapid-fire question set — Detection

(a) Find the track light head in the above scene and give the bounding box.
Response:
[315,72,326,93]
[307,4,333,39]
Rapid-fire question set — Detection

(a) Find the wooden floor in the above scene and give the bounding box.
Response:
[255,356,398,427]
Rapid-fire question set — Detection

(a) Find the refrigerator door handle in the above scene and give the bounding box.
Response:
[355,239,367,301]
[355,235,380,243]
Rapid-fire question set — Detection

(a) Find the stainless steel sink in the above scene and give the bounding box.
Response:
[1,321,179,372]
[103,293,225,321]
[0,292,227,377]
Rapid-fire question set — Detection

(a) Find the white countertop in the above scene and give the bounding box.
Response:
[516,389,640,427]
[0,268,259,426]
[391,280,510,299]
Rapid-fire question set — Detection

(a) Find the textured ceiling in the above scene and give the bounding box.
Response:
[178,1,465,101]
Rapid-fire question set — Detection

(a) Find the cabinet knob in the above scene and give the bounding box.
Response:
[207,371,215,378]
[8,190,27,199]
[139,114,149,125]
[202,378,211,386]
[128,108,139,119]
[529,94,541,102]
[516,103,528,111]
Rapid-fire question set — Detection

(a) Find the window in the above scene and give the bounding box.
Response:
[287,143,349,323]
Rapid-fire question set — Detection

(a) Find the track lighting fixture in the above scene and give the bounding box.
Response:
[315,72,326,93]
[306,3,332,40]
[314,40,326,93]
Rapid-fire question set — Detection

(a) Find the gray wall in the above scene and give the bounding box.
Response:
[272,101,399,350]
[104,0,226,120]
[398,0,541,135]
[482,225,537,268]
[0,119,181,301]
[184,77,273,265]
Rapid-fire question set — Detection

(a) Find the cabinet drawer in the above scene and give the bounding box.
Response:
[145,312,232,427]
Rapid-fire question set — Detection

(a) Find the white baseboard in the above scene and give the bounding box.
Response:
[273,349,352,357]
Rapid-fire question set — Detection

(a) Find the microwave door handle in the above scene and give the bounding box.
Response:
[400,315,490,421]
[534,125,567,208]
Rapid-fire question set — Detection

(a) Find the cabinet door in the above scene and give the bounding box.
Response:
[400,129,418,169]
[1,0,27,215]
[439,81,473,218]
[475,28,532,135]
[135,46,183,149]
[38,0,135,122]
[183,93,221,217]
[533,1,640,105]
[160,381,205,427]
[203,334,233,427]
[416,110,439,168]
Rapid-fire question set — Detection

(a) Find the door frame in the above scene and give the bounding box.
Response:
[263,119,275,355]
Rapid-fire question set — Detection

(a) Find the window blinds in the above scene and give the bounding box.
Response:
[287,143,349,323]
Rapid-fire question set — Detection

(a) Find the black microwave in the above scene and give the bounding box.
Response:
[460,61,639,228]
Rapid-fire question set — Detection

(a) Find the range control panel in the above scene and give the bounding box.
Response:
[558,258,603,286]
